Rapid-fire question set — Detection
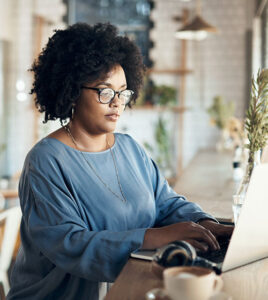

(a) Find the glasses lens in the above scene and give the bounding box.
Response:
[119,90,133,105]
[99,88,114,103]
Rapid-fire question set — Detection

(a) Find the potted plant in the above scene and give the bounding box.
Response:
[152,84,177,107]
[236,69,268,197]
[136,76,177,107]
[207,96,242,151]
[144,116,174,178]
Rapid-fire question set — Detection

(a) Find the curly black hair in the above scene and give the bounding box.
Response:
[30,22,146,123]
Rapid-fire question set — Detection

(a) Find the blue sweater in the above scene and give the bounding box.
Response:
[8,133,215,300]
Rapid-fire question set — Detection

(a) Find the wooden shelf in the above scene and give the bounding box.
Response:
[172,106,189,113]
[0,189,18,199]
[147,68,193,75]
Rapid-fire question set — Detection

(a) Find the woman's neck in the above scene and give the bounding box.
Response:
[67,122,112,152]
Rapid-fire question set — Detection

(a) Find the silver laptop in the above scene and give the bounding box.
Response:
[261,145,268,163]
[131,163,268,272]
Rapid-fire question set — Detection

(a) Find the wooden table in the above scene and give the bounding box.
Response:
[106,257,268,300]
[106,149,268,299]
[173,149,236,221]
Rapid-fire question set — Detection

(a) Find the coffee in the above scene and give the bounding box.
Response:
[163,266,223,300]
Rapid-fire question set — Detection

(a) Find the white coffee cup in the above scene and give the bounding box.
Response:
[163,266,223,300]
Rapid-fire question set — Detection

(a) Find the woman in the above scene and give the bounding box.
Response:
[7,23,232,300]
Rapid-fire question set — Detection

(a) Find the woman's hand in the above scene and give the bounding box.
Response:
[198,219,234,238]
[142,221,221,252]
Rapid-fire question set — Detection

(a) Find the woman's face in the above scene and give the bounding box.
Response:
[73,64,127,136]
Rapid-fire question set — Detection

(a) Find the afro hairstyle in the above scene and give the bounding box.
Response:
[30,22,146,123]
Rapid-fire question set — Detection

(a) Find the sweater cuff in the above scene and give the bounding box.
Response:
[196,217,219,224]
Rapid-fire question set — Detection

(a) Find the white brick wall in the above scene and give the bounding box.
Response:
[0,0,13,40]
[0,0,66,176]
[0,0,256,177]
[117,108,176,176]
[150,0,254,170]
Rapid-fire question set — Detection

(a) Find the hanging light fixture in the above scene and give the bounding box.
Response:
[175,0,218,41]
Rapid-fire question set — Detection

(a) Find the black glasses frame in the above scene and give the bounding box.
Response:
[81,86,134,104]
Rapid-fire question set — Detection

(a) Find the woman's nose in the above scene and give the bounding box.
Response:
[110,93,120,107]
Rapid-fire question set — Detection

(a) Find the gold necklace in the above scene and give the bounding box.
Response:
[64,125,127,203]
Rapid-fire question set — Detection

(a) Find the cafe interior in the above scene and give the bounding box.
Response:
[0,0,268,299]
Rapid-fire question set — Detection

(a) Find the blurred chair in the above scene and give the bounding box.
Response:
[0,207,22,295]
[0,282,5,300]
[0,194,5,211]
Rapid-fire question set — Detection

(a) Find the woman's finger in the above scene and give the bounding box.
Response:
[185,239,209,252]
[219,224,234,236]
[190,223,220,250]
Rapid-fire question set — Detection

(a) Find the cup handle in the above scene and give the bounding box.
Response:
[213,276,224,293]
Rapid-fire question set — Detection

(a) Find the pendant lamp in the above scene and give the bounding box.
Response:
[175,0,217,40]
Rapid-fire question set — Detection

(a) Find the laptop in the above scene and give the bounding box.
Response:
[130,163,268,272]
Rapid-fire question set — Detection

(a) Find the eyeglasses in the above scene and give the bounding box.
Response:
[81,86,134,105]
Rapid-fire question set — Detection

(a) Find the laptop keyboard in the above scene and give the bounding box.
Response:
[198,237,230,263]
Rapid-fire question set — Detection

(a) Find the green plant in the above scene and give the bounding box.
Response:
[144,116,173,175]
[136,77,177,107]
[136,76,155,106]
[0,144,6,156]
[207,96,235,129]
[244,69,268,178]
[152,85,177,106]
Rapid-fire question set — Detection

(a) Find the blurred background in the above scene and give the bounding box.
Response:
[0,1,268,295]
[0,0,266,190]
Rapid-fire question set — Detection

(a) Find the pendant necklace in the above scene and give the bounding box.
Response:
[64,125,127,203]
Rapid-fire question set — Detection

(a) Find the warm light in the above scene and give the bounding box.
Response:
[175,30,208,41]
[16,92,27,102]
[175,12,218,41]
[16,79,25,91]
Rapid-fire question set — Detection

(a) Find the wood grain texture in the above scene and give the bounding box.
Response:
[221,258,268,300]
[105,259,162,300]
[106,258,268,300]
[173,149,236,221]
[106,149,268,299]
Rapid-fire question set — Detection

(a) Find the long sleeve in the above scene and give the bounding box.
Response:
[22,154,146,283]
[138,147,217,227]
[9,134,218,300]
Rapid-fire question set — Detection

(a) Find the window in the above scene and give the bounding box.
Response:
[67,0,154,67]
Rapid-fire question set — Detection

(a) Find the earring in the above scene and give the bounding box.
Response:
[71,106,75,120]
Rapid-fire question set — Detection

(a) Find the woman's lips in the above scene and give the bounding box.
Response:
[105,114,120,121]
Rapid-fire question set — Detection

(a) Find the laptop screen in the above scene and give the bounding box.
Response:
[222,163,268,272]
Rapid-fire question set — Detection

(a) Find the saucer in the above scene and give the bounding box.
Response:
[209,291,232,300]
[145,289,232,300]
[145,288,170,300]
